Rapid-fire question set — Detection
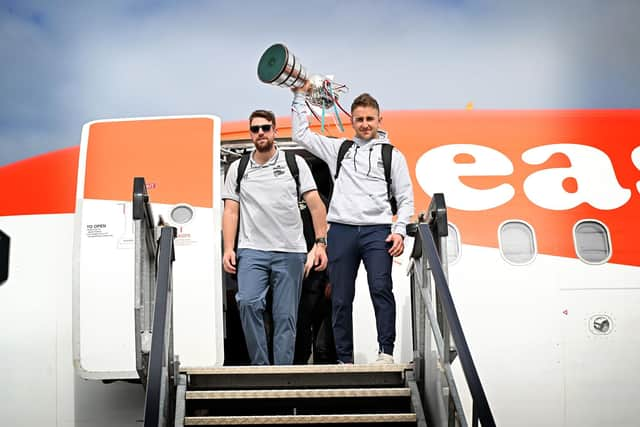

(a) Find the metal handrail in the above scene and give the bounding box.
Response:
[143,225,178,427]
[133,177,157,384]
[409,193,496,427]
[0,229,9,285]
[132,177,179,426]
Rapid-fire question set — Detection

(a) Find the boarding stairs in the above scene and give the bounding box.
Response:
[173,364,424,426]
[133,177,495,427]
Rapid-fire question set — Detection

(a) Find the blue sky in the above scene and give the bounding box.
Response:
[1,0,639,166]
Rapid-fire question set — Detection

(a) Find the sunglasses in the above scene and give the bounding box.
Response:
[249,124,273,133]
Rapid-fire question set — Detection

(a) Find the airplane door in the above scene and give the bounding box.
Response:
[73,116,223,379]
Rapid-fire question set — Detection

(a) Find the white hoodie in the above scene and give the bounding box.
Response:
[292,93,414,236]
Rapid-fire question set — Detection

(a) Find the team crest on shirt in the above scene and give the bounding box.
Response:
[273,165,286,177]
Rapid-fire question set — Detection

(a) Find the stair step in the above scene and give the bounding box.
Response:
[183,364,410,375]
[187,387,411,400]
[183,413,417,425]
[185,364,410,390]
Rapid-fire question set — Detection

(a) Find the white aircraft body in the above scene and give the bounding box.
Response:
[1,109,639,426]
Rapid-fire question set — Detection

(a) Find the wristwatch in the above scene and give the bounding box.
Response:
[315,237,327,245]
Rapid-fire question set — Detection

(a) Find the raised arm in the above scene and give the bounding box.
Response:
[291,90,341,170]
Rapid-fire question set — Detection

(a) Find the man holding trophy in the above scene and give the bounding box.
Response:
[291,87,414,364]
[257,43,415,364]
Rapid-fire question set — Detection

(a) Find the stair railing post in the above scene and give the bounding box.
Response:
[408,221,427,409]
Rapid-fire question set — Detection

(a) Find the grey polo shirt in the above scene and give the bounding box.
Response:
[222,148,317,253]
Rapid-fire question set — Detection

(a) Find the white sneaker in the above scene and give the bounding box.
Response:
[375,352,394,364]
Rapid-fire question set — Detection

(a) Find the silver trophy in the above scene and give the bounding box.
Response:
[257,43,348,111]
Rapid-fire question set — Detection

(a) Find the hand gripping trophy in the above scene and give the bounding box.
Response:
[257,43,349,132]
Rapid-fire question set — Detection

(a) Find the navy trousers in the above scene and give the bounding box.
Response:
[327,223,395,363]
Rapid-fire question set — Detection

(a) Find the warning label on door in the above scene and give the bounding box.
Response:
[86,224,113,238]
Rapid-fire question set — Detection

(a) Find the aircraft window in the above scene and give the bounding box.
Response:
[574,220,611,264]
[447,223,460,264]
[499,221,536,265]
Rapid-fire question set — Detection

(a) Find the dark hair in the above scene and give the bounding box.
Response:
[350,93,380,114]
[249,109,276,128]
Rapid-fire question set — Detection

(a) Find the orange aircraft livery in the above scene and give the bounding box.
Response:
[2,110,640,265]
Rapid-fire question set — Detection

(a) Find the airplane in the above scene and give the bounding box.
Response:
[1,108,639,426]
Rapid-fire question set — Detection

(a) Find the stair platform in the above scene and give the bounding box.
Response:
[183,364,411,390]
[182,364,411,374]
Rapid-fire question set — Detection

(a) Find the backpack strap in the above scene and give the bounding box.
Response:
[381,144,398,215]
[234,153,251,194]
[284,150,301,200]
[235,151,303,199]
[335,139,354,179]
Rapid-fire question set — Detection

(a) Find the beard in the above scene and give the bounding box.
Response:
[254,138,274,153]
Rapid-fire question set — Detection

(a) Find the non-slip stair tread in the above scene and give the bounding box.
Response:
[183,413,418,425]
[186,387,411,399]
[182,364,410,375]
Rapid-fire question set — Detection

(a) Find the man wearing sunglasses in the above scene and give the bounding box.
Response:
[222,109,328,365]
[291,86,414,365]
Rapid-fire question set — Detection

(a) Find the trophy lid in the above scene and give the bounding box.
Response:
[257,44,289,83]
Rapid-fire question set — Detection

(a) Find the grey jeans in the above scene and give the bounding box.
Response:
[236,248,306,365]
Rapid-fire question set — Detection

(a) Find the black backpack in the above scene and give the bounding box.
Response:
[234,150,301,199]
[334,140,397,214]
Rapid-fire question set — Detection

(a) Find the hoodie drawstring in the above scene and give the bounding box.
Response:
[353,145,359,172]
[367,147,373,176]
